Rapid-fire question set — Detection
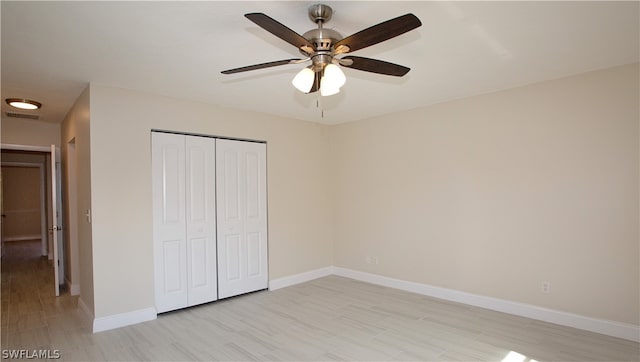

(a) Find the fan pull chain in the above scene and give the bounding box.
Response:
[316,97,325,118]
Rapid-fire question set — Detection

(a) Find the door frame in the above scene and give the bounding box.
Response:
[1,143,66,295]
[66,138,80,295]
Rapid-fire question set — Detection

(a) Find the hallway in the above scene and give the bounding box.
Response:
[1,240,89,352]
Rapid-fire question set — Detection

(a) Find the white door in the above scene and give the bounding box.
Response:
[152,133,218,312]
[216,139,268,299]
[185,136,217,306]
[50,145,64,296]
[152,133,188,312]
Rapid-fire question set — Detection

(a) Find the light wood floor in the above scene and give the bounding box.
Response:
[1,240,638,361]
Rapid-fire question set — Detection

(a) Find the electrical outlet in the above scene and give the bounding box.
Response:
[366,256,379,265]
[541,281,550,294]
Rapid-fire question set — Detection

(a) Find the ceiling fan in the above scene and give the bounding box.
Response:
[221,4,422,96]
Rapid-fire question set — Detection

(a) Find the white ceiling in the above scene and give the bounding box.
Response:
[2,1,638,125]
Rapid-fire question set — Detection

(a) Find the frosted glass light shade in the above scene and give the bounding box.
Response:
[320,83,340,96]
[322,64,346,89]
[5,98,41,110]
[292,68,315,93]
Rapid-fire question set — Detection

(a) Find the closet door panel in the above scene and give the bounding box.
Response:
[185,136,217,306]
[152,132,188,313]
[224,234,242,280]
[247,232,261,277]
[189,238,208,286]
[162,240,184,292]
[223,151,241,220]
[217,139,268,299]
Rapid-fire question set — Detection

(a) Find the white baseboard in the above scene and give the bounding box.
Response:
[66,279,80,296]
[333,267,640,342]
[82,266,638,341]
[269,266,334,291]
[92,307,157,333]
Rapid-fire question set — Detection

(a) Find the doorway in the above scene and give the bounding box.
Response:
[1,162,45,247]
[1,152,48,256]
[0,145,65,295]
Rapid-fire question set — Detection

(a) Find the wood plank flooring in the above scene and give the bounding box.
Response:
[1,240,638,361]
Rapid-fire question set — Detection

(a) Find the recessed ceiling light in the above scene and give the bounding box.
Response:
[5,98,42,110]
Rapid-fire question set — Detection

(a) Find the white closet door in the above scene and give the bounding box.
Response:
[216,139,268,299]
[152,132,188,313]
[185,136,217,306]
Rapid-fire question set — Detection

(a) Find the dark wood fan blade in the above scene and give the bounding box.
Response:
[335,14,421,53]
[340,56,410,76]
[221,59,300,74]
[245,13,315,53]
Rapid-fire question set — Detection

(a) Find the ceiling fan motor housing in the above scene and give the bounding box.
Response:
[302,5,342,69]
[302,28,342,52]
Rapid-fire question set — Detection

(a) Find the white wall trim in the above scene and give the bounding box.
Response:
[90,265,638,341]
[66,277,80,296]
[333,267,640,342]
[268,266,334,291]
[92,307,157,333]
[1,143,53,153]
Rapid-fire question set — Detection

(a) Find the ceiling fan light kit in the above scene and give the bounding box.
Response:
[323,64,346,88]
[292,67,316,93]
[221,4,422,97]
[320,82,340,97]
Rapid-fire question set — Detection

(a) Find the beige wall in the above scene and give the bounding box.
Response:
[60,87,93,314]
[1,118,60,147]
[5,63,636,330]
[88,85,333,318]
[330,63,639,325]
